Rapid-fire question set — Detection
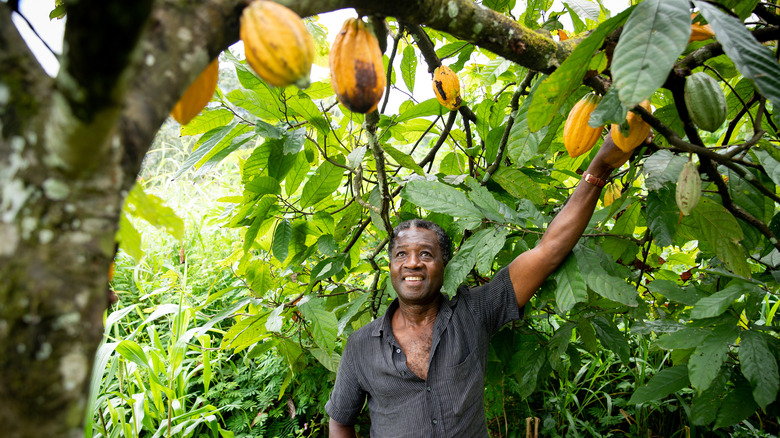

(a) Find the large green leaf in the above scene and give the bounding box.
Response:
[574,246,638,307]
[643,150,687,191]
[298,296,338,352]
[739,330,779,410]
[526,7,632,131]
[714,378,760,429]
[118,214,144,262]
[401,45,417,92]
[591,317,630,364]
[629,365,690,404]
[395,98,445,123]
[612,0,690,107]
[382,144,424,175]
[401,180,483,220]
[695,1,780,109]
[691,198,750,278]
[310,253,347,282]
[221,313,269,352]
[124,184,184,241]
[442,228,506,295]
[181,109,234,136]
[491,167,544,205]
[287,94,329,135]
[300,155,346,209]
[272,219,292,262]
[173,120,239,180]
[688,324,739,392]
[553,254,587,314]
[646,185,678,247]
[690,282,754,319]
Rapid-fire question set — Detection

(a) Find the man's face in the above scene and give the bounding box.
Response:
[389,227,445,305]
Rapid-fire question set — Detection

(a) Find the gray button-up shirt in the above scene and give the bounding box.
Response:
[325,267,522,437]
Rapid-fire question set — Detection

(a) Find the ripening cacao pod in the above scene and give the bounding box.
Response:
[432,65,462,111]
[689,13,715,42]
[171,59,219,125]
[610,100,652,153]
[676,161,701,216]
[684,72,727,132]
[330,17,385,114]
[241,0,314,88]
[563,93,604,157]
[603,182,621,207]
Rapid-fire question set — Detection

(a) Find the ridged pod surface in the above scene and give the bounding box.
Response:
[563,93,604,157]
[684,72,727,132]
[432,65,462,111]
[610,100,652,152]
[676,161,701,216]
[603,182,621,207]
[329,18,385,114]
[171,58,219,125]
[240,0,314,88]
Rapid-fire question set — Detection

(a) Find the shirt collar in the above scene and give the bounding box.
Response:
[372,293,459,339]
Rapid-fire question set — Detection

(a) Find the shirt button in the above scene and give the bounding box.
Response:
[396,348,401,354]
[426,386,431,392]
[432,419,438,425]
[402,371,407,376]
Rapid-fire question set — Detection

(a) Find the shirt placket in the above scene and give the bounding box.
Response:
[426,299,454,437]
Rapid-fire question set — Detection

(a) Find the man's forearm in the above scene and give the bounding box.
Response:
[329,418,357,438]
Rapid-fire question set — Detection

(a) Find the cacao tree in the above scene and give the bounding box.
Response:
[1,0,779,436]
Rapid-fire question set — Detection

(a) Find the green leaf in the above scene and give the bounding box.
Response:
[553,254,587,314]
[272,219,292,262]
[310,253,347,282]
[466,179,507,225]
[193,130,254,178]
[588,86,627,127]
[245,176,281,196]
[221,313,269,352]
[118,214,144,263]
[401,45,417,92]
[491,167,544,205]
[527,7,632,131]
[690,282,754,319]
[337,292,370,335]
[173,121,239,180]
[648,280,704,306]
[242,196,276,252]
[646,185,678,247]
[298,296,338,352]
[642,150,687,190]
[124,184,184,241]
[592,317,630,365]
[396,98,445,123]
[629,365,690,404]
[287,95,329,135]
[300,155,345,209]
[475,227,508,275]
[442,228,505,295]
[691,368,729,425]
[755,146,780,188]
[691,198,750,278]
[695,1,780,109]
[381,144,424,175]
[574,246,638,307]
[689,324,739,392]
[401,180,483,220]
[739,330,779,410]
[284,153,310,196]
[612,0,690,107]
[714,377,759,429]
[310,348,341,373]
[181,109,234,136]
[227,89,282,121]
[656,327,712,350]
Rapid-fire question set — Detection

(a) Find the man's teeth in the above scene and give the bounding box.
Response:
[405,276,423,281]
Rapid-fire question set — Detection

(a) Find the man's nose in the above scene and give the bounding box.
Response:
[405,253,422,267]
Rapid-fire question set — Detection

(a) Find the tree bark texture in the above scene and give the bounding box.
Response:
[0,1,577,436]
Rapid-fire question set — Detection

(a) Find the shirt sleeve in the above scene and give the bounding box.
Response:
[324,335,367,425]
[460,266,523,335]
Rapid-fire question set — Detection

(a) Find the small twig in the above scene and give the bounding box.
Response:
[419,110,457,169]
[381,28,404,114]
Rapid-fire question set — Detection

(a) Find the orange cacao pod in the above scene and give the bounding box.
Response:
[603,182,621,207]
[170,58,219,125]
[240,0,314,88]
[689,13,715,43]
[432,65,462,111]
[329,18,386,114]
[610,100,652,153]
[563,93,604,157]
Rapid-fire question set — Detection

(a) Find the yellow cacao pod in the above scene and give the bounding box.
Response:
[171,59,219,125]
[676,161,701,216]
[563,93,604,157]
[240,0,314,88]
[432,65,462,111]
[329,18,385,114]
[610,100,652,153]
[689,13,715,43]
[603,182,621,207]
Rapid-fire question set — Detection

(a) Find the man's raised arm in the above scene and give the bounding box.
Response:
[508,133,635,308]
[329,418,357,438]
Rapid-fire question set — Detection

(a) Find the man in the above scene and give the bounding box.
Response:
[326,134,634,437]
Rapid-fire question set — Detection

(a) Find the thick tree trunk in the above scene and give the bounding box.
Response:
[0,1,574,436]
